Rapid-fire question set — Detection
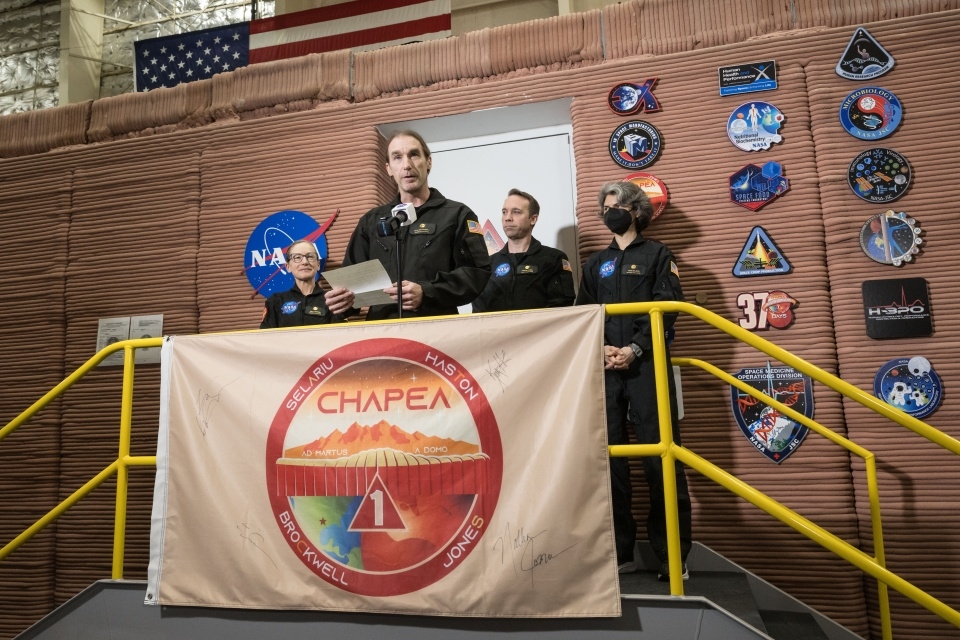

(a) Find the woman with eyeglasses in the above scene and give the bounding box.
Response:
[260,240,340,329]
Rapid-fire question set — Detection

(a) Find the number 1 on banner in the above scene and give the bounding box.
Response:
[370,489,384,526]
[348,474,407,531]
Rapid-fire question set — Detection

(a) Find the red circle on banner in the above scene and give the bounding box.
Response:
[265,338,502,596]
[623,172,669,220]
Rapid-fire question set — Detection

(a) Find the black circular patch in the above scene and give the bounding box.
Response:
[848,148,911,203]
[608,121,662,170]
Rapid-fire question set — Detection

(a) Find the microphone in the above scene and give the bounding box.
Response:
[391,203,418,226]
[377,203,418,237]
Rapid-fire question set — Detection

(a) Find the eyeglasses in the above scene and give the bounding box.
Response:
[288,253,318,264]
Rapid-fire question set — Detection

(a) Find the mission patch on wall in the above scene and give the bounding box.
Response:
[861,277,932,339]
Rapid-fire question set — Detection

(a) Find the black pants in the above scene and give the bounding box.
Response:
[605,353,692,563]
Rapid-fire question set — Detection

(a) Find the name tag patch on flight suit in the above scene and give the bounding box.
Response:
[304,306,326,317]
[410,223,435,235]
[623,264,646,276]
[518,264,539,275]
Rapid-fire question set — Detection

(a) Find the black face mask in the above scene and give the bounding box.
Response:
[603,207,634,235]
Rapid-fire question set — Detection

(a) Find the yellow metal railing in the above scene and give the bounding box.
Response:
[605,301,960,640]
[0,338,161,577]
[1,304,959,638]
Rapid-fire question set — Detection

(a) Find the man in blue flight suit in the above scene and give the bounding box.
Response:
[472,189,575,312]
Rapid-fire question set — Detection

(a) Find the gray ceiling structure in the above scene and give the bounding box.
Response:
[0,0,274,115]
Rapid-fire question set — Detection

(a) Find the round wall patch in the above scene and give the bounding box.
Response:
[609,121,662,170]
[727,102,785,151]
[874,356,942,420]
[848,148,911,203]
[859,210,922,266]
[839,87,902,140]
[244,209,337,299]
[623,172,668,220]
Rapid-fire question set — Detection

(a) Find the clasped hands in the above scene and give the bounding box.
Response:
[604,345,636,371]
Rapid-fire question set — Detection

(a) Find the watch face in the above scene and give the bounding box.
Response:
[859,211,923,266]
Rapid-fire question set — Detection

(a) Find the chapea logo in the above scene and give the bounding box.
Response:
[265,338,503,596]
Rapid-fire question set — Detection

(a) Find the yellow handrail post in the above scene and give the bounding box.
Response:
[865,454,893,640]
[649,308,684,595]
[112,345,136,579]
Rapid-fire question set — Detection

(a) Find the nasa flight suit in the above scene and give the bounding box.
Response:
[576,232,692,567]
[260,284,337,329]
[342,188,491,320]
[472,238,576,312]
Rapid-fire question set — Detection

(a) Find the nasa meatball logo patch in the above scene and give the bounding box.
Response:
[600,259,618,278]
[244,209,337,299]
[265,338,502,596]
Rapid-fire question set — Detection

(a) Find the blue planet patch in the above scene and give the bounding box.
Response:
[874,357,942,420]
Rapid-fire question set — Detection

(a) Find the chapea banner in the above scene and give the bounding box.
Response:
[146,305,620,617]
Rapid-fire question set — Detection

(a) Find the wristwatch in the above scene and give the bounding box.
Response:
[629,343,643,359]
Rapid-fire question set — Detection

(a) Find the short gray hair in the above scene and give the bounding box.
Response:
[285,239,318,261]
[597,181,654,231]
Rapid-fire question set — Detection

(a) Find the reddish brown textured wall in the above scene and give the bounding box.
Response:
[1,2,960,639]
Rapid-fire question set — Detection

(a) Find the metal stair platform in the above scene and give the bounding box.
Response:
[16,543,863,640]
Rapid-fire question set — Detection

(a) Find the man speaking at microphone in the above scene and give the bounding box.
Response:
[325,130,491,320]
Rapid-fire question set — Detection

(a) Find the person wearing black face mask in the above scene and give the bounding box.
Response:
[576,180,692,582]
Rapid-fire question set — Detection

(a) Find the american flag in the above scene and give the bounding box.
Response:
[133,0,450,92]
[134,23,249,92]
[249,0,451,63]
